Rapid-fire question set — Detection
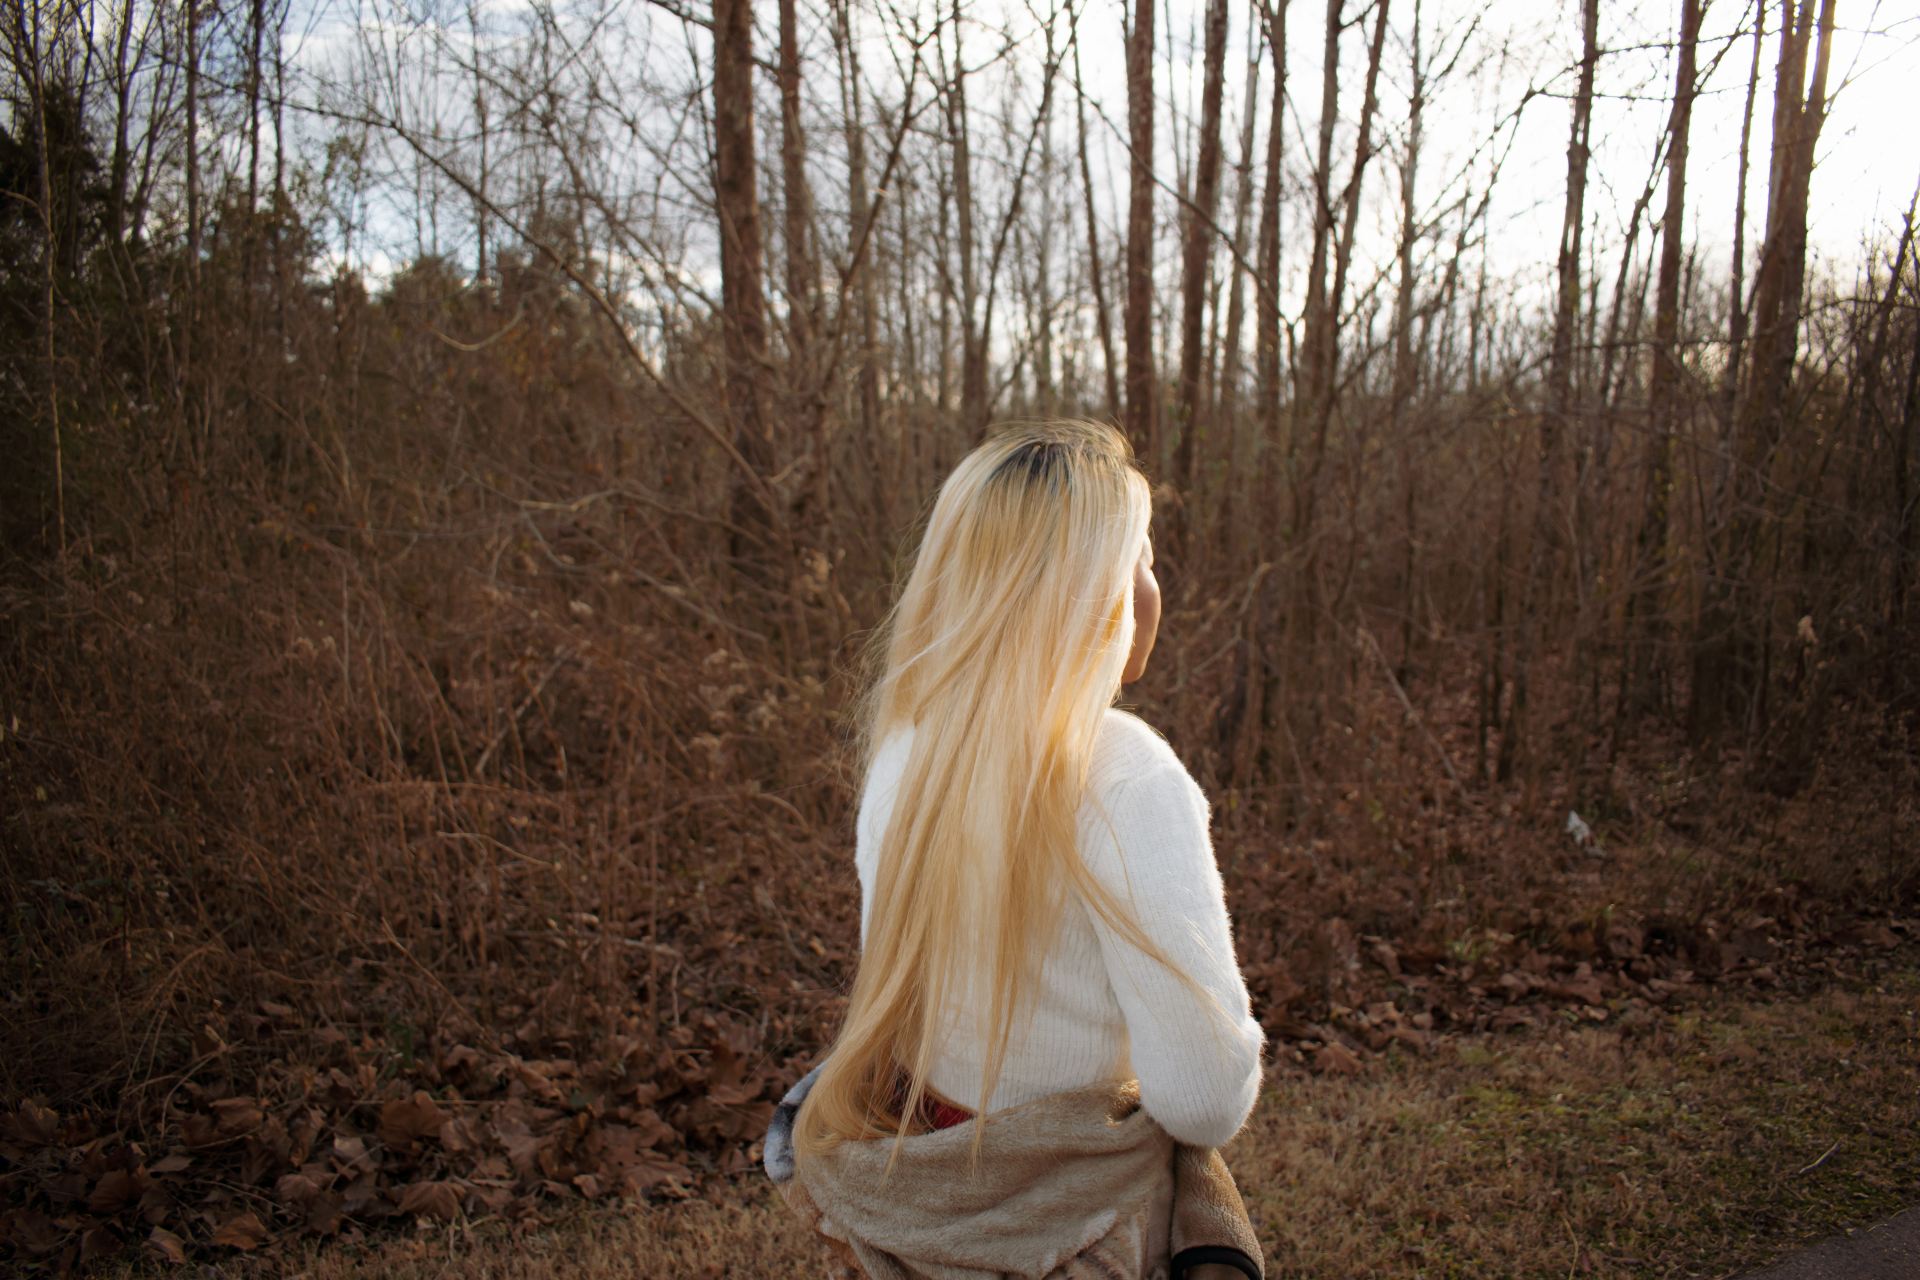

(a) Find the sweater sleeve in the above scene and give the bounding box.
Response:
[1080,762,1266,1148]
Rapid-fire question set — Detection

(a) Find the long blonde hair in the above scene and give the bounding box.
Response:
[795,420,1218,1164]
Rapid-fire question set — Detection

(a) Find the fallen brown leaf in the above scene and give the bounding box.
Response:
[378,1091,449,1152]
[4,1101,59,1148]
[146,1225,188,1264]
[1313,1042,1364,1076]
[395,1180,463,1222]
[211,1210,268,1250]
[88,1167,141,1213]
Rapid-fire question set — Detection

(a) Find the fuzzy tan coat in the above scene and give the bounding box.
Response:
[763,1064,1263,1280]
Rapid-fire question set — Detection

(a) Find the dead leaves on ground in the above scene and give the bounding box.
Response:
[1262,903,1916,1081]
[0,1008,784,1273]
[4,868,1911,1276]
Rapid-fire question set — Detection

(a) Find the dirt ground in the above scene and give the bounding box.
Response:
[149,945,1919,1280]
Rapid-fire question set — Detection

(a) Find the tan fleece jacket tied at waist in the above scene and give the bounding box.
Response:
[762,1063,1263,1280]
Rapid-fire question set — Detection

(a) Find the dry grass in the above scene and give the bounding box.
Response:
[1238,961,1920,1277]
[155,948,1918,1279]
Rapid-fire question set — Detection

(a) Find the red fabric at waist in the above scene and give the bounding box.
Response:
[888,1071,975,1131]
[923,1096,973,1130]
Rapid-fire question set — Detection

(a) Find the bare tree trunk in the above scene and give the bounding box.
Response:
[270,0,286,319]
[1628,0,1699,715]
[105,0,137,248]
[1124,0,1157,458]
[897,176,924,487]
[248,0,264,232]
[1467,226,1487,389]
[715,0,779,578]
[22,0,68,557]
[1292,0,1390,556]
[1225,0,1288,788]
[1693,0,1766,711]
[1744,0,1836,428]
[180,0,201,476]
[1295,0,1341,490]
[1173,0,1230,507]
[1218,6,1261,440]
[1718,0,1767,445]
[1502,0,1596,782]
[1253,0,1287,470]
[1203,255,1225,419]
[1542,0,1600,587]
[1695,0,1837,739]
[1035,118,1057,414]
[1596,146,1667,411]
[935,151,954,419]
[947,3,987,433]
[778,0,815,363]
[831,0,879,447]
[1390,0,1425,678]
[1073,30,1121,421]
[468,1,488,282]
[1892,304,1920,667]
[776,0,830,528]
[185,0,200,284]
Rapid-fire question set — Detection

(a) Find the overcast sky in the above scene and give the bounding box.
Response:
[1074,0,1920,309]
[290,0,1920,322]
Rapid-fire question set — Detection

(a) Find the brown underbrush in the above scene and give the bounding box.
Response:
[4,488,1913,1272]
[3,263,1916,1275]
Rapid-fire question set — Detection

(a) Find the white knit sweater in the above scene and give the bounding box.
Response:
[854,707,1266,1149]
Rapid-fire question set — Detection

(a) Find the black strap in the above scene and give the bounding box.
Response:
[1171,1244,1263,1279]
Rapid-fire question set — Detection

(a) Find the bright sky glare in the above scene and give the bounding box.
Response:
[288,0,1920,318]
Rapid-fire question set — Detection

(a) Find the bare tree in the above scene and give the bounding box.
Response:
[1719,2,1768,431]
[1893,226,1920,655]
[1124,0,1157,457]
[186,0,200,284]
[1390,0,1427,675]
[1292,0,1391,565]
[1627,0,1701,714]
[1252,0,1288,467]
[1217,1,1263,443]
[1503,0,1597,781]
[943,3,986,432]
[1225,0,1289,786]
[1696,0,1838,737]
[778,0,816,364]
[714,0,778,574]
[1072,25,1121,419]
[466,0,490,282]
[1743,0,1837,430]
[1173,0,1231,512]
[831,0,879,446]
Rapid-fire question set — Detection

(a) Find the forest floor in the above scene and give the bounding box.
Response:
[139,940,1918,1280]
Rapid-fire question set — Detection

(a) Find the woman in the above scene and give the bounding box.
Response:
[768,421,1267,1279]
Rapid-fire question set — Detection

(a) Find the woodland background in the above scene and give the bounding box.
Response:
[1,0,1917,1270]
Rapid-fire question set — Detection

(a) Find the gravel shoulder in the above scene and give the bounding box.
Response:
[1733,1206,1920,1280]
